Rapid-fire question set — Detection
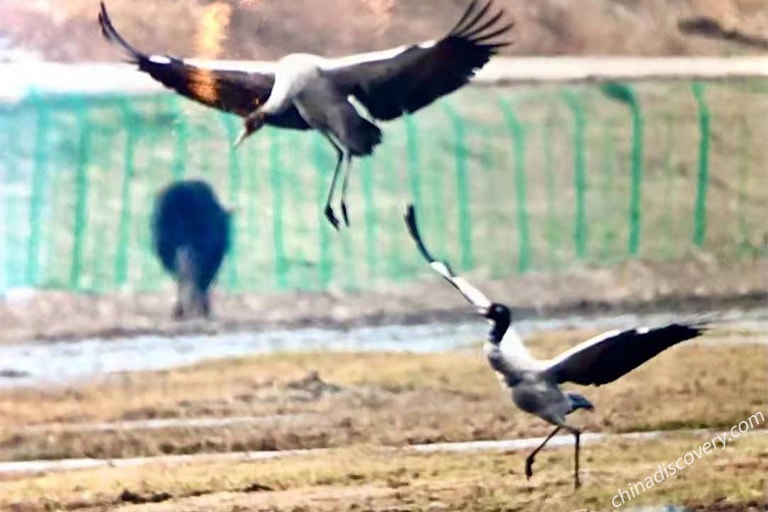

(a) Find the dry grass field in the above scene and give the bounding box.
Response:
[1,436,766,511]
[1,324,766,511]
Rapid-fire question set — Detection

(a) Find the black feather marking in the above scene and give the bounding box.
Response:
[454,0,494,38]
[470,22,516,44]
[404,205,439,265]
[98,2,142,62]
[448,0,480,36]
[461,9,506,40]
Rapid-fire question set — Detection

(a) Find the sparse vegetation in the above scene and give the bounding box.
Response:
[1,434,766,511]
[1,329,765,462]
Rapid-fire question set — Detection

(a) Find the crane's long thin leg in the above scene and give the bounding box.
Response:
[323,137,344,231]
[573,428,581,489]
[524,426,560,480]
[339,153,353,227]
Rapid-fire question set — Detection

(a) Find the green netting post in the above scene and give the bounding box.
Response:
[140,114,167,289]
[360,156,377,281]
[599,120,618,263]
[600,83,644,257]
[542,116,558,269]
[220,113,241,290]
[692,82,710,249]
[27,94,50,287]
[313,134,333,288]
[499,99,531,273]
[69,100,92,290]
[562,90,587,260]
[115,100,137,287]
[737,118,750,253]
[3,112,20,286]
[171,97,188,180]
[661,115,675,260]
[404,115,422,207]
[627,89,644,257]
[268,130,288,289]
[443,102,474,270]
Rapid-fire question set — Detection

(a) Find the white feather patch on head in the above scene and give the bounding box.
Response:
[636,326,650,334]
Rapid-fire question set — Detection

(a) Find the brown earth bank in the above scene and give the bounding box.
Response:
[0,257,765,344]
[1,0,767,62]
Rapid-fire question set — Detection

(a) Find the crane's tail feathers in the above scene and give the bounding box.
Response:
[98,2,142,63]
[343,115,382,156]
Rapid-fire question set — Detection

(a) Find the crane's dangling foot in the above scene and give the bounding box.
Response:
[524,455,535,480]
[341,201,350,227]
[324,205,341,231]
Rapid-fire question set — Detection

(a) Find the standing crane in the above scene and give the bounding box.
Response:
[403,204,707,488]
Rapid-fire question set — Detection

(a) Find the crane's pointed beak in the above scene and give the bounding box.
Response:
[232,128,248,149]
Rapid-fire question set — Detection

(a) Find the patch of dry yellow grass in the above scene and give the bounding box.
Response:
[1,434,766,511]
[1,328,765,461]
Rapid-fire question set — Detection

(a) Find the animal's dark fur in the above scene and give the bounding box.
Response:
[152,180,231,319]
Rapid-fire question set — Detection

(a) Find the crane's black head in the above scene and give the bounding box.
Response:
[484,303,511,345]
[233,110,268,148]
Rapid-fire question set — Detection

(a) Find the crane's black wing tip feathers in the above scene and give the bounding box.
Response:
[679,320,710,338]
[404,204,436,265]
[450,0,514,49]
[98,1,144,64]
[98,2,116,40]
[634,321,709,348]
[404,204,459,281]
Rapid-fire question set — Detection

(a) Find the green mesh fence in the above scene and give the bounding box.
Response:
[0,80,766,294]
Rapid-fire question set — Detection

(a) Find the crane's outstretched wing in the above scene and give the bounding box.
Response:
[404,204,491,312]
[543,322,708,386]
[323,0,513,121]
[98,1,306,129]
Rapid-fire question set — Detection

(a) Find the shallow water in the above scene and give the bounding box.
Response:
[1,307,765,389]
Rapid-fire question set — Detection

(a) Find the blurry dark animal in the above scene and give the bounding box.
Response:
[152,180,231,319]
[404,204,707,489]
[98,0,513,229]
